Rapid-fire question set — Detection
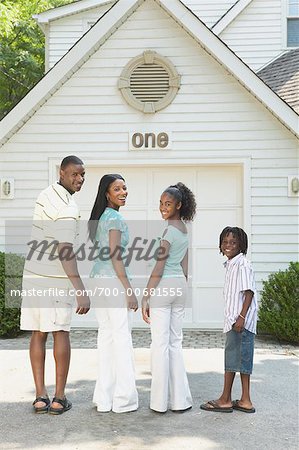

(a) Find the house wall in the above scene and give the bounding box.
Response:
[220,0,284,71]
[46,0,237,68]
[184,0,237,27]
[48,3,113,68]
[1,0,298,325]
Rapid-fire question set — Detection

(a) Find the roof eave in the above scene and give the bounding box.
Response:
[33,0,114,24]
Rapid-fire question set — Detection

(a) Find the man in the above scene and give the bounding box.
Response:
[20,155,90,414]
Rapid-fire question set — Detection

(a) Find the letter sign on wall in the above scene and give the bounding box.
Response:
[129,132,171,150]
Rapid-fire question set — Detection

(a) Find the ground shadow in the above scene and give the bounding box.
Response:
[0,356,298,449]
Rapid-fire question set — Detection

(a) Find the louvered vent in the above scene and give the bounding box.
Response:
[130,64,170,103]
[118,51,181,113]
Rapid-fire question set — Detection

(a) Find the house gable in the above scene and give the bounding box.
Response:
[0,0,298,148]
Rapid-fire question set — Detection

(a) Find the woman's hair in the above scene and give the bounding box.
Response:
[219,226,248,255]
[88,174,125,242]
[163,182,196,222]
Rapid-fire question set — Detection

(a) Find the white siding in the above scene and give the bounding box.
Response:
[183,0,237,27]
[48,4,113,68]
[1,0,298,297]
[46,0,238,68]
[220,0,283,71]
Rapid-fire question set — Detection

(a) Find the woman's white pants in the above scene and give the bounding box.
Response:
[150,277,192,412]
[93,280,138,413]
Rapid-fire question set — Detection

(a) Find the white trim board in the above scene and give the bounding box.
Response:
[1,0,298,149]
[211,0,254,35]
[33,0,114,24]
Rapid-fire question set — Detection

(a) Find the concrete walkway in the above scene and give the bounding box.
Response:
[0,330,298,450]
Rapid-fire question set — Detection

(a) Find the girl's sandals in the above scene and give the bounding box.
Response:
[32,396,50,414]
[49,397,72,415]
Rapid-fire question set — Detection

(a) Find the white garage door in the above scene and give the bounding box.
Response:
[73,165,243,328]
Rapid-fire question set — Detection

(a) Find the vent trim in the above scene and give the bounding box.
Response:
[118,51,181,113]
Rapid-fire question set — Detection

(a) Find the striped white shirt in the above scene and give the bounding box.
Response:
[223,253,258,334]
[23,182,80,290]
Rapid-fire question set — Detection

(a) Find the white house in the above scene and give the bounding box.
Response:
[0,0,298,328]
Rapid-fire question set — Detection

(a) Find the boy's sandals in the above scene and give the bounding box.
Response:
[200,400,233,413]
[49,397,72,415]
[232,399,256,413]
[32,396,50,414]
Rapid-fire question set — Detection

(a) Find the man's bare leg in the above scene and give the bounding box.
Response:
[51,331,71,410]
[30,331,48,408]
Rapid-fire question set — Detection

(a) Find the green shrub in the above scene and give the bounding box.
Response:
[0,252,25,338]
[258,262,299,344]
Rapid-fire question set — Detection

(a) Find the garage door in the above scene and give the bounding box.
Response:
[73,165,243,328]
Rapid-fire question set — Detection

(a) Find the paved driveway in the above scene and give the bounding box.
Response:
[0,331,298,450]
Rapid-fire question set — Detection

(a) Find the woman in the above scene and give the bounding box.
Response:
[142,182,196,413]
[88,174,138,413]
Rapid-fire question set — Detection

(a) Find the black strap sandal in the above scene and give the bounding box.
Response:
[49,396,72,415]
[32,396,50,414]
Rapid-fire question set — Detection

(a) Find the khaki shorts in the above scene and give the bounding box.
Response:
[20,296,73,332]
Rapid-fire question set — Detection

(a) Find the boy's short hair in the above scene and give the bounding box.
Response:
[219,226,248,255]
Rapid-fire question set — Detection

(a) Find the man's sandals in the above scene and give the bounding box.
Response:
[32,396,50,414]
[48,397,72,415]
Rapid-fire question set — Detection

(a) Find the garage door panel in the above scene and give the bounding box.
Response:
[196,166,242,207]
[192,287,224,326]
[193,248,225,284]
[192,208,243,246]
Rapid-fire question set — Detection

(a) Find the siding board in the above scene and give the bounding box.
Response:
[220,0,283,71]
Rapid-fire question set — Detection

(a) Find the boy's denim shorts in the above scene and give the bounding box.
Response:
[225,328,255,375]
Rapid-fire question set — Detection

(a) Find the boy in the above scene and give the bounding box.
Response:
[200,226,257,413]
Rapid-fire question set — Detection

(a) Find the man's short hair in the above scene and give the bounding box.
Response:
[60,155,84,170]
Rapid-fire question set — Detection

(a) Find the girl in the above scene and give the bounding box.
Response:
[88,174,138,413]
[142,182,196,413]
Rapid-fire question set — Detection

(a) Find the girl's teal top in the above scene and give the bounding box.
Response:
[90,207,129,278]
[161,225,188,278]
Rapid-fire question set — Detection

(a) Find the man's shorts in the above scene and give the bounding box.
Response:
[20,296,73,332]
[225,328,255,375]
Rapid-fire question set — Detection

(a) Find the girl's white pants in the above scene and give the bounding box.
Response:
[92,279,138,413]
[149,277,192,412]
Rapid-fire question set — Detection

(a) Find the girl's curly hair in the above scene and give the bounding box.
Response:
[163,182,196,222]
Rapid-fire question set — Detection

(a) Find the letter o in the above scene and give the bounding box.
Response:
[132,133,144,148]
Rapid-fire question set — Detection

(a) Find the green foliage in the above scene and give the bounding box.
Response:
[0,0,73,119]
[0,252,25,338]
[258,262,299,344]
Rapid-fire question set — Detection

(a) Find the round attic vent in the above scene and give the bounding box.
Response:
[118,50,181,113]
